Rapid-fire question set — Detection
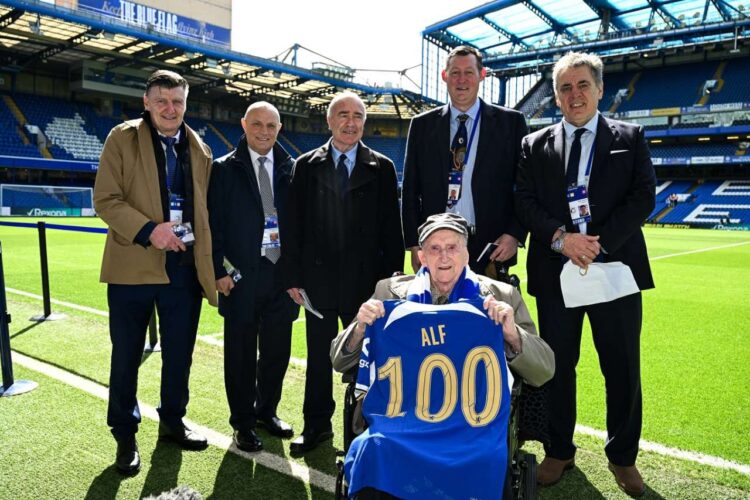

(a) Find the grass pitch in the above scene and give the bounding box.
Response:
[0,217,749,498]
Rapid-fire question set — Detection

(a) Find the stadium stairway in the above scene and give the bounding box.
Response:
[207,123,233,150]
[696,61,727,106]
[3,94,27,126]
[278,133,302,156]
[608,72,641,114]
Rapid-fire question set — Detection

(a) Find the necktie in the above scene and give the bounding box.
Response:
[336,154,349,199]
[257,156,280,264]
[160,136,177,191]
[451,114,469,170]
[565,128,587,187]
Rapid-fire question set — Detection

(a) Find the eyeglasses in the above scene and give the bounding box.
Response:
[424,243,464,257]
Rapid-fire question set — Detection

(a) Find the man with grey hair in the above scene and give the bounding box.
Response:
[209,101,298,452]
[515,51,655,496]
[283,91,404,454]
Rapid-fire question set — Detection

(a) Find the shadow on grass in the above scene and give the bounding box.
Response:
[83,465,129,500]
[9,319,43,339]
[208,448,310,499]
[540,467,605,499]
[139,441,183,498]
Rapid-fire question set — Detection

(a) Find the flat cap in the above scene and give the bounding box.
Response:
[418,212,469,246]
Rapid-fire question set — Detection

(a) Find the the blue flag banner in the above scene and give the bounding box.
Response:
[345,299,512,500]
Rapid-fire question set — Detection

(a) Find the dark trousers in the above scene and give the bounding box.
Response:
[224,258,297,431]
[537,292,643,465]
[107,258,202,440]
[303,308,355,431]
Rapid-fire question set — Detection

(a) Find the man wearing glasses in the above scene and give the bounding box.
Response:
[401,45,529,279]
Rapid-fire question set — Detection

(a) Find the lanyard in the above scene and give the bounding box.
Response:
[461,101,482,168]
[583,140,595,180]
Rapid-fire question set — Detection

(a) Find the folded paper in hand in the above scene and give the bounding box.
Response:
[299,289,324,319]
[560,261,639,308]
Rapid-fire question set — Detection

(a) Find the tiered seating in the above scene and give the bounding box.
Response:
[13,94,105,160]
[0,100,42,158]
[209,120,243,147]
[648,180,694,220]
[659,180,750,224]
[650,144,736,158]
[44,113,105,160]
[518,79,552,118]
[709,58,750,104]
[185,117,233,157]
[283,131,327,155]
[616,62,716,111]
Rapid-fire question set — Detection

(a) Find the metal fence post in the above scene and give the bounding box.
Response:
[30,221,65,321]
[0,241,38,397]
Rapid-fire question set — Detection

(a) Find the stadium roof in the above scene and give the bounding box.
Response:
[424,0,750,74]
[0,0,440,118]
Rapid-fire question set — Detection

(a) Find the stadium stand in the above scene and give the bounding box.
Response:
[0,100,43,159]
[658,180,750,225]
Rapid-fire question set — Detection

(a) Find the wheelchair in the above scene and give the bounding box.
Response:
[334,369,537,500]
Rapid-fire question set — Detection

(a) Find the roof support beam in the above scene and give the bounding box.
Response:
[522,0,579,43]
[710,0,733,21]
[583,0,630,31]
[0,8,23,30]
[20,28,100,67]
[480,15,530,49]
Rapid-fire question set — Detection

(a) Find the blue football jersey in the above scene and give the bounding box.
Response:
[345,299,512,500]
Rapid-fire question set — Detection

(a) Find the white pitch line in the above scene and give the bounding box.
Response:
[10,350,335,493]
[7,287,108,317]
[575,424,750,475]
[650,240,750,261]
[5,288,308,368]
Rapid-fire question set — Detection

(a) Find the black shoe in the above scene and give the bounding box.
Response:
[289,428,333,455]
[257,416,294,439]
[158,421,208,450]
[115,436,140,475]
[233,429,263,452]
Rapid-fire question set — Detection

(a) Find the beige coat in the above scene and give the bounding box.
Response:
[94,118,217,306]
[330,274,555,387]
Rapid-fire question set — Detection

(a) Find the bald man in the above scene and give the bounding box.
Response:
[208,102,299,452]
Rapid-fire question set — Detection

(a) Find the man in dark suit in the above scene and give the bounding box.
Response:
[208,102,298,453]
[94,70,217,475]
[284,91,404,455]
[401,45,528,277]
[515,52,655,497]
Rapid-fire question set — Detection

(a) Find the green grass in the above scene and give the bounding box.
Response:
[1,218,749,498]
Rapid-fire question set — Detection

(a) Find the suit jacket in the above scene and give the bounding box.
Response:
[330,274,555,388]
[208,137,294,322]
[282,139,404,313]
[94,117,217,306]
[401,99,529,255]
[515,114,656,299]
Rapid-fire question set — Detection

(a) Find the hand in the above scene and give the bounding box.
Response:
[483,296,521,353]
[286,288,304,306]
[409,247,421,274]
[149,221,186,252]
[347,299,385,350]
[216,276,234,297]
[489,234,519,262]
[561,233,601,270]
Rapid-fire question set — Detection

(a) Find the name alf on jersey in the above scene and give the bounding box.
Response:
[421,324,447,346]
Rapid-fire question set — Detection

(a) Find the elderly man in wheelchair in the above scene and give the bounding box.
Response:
[330,213,555,499]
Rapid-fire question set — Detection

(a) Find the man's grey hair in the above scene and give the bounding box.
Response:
[244,101,281,123]
[327,91,367,120]
[552,52,604,92]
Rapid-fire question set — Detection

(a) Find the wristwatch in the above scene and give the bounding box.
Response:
[551,231,567,254]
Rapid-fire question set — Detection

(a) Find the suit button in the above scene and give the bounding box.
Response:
[315,258,322,265]
[358,192,364,198]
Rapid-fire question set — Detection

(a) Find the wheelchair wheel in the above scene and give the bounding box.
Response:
[519,452,537,500]
[335,456,349,500]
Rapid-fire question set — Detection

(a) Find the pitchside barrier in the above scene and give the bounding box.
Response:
[0,241,38,397]
[0,220,159,351]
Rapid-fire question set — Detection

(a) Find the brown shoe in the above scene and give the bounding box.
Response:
[608,463,645,497]
[537,456,575,486]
